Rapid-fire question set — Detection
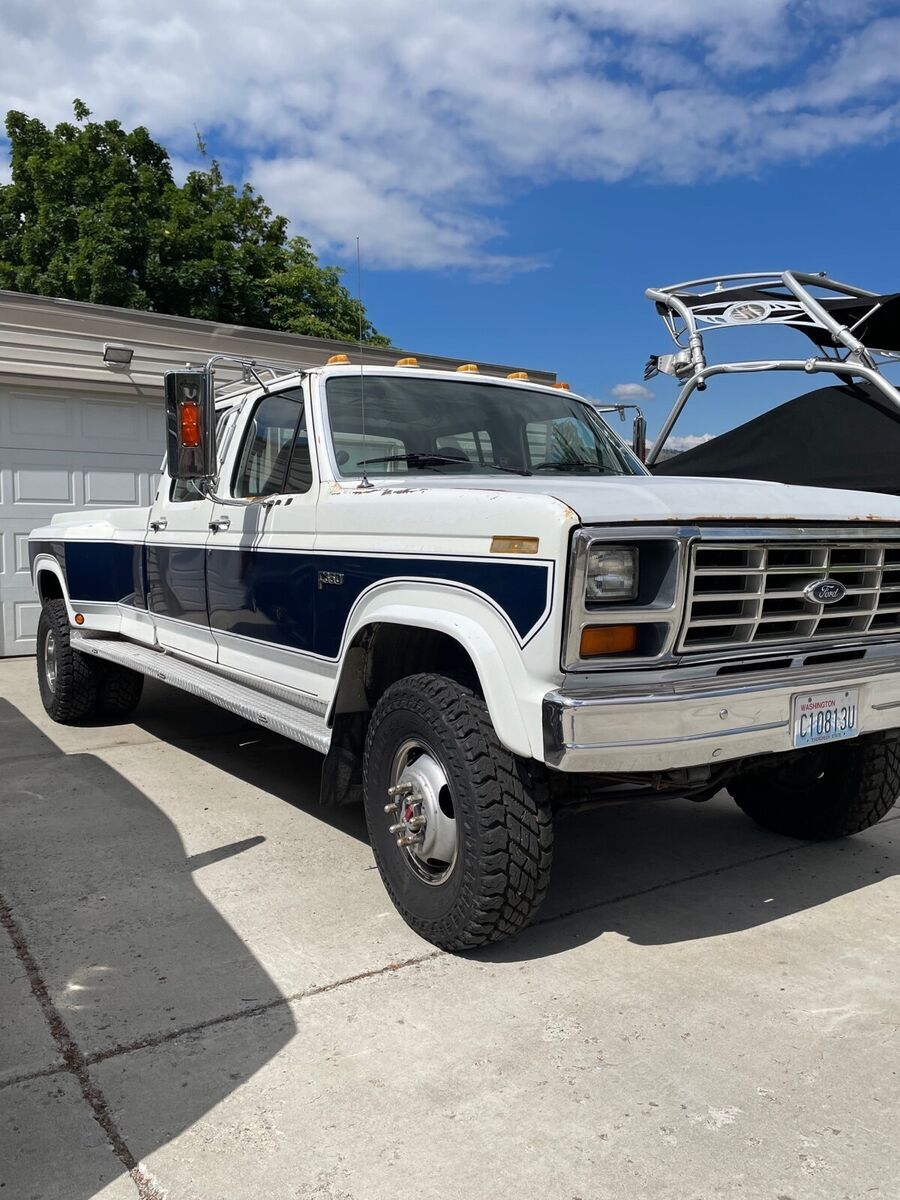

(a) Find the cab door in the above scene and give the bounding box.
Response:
[206,386,320,696]
[145,479,217,660]
[144,408,237,661]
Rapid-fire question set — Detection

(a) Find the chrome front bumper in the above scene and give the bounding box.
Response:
[543,649,900,773]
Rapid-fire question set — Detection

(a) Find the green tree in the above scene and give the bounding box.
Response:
[0,101,389,344]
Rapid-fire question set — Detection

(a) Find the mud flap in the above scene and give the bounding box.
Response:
[319,712,368,806]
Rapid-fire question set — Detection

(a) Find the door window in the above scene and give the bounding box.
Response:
[232,389,311,498]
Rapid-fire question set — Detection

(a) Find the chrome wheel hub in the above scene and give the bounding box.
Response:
[384,739,457,885]
[44,631,58,693]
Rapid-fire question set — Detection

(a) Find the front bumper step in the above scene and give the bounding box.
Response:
[72,633,331,755]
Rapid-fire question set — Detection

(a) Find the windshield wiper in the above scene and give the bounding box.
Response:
[534,459,606,472]
[357,452,532,476]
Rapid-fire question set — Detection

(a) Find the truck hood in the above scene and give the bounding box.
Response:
[399,474,900,526]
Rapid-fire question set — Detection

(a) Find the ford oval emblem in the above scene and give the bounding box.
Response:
[804,578,846,605]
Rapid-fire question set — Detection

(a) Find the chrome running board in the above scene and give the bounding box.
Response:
[72,633,331,755]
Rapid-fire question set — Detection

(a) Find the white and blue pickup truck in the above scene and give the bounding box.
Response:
[29,354,900,950]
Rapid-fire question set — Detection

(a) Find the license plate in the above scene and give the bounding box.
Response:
[791,688,859,749]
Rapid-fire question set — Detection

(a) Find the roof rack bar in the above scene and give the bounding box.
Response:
[654,271,787,293]
[786,271,878,299]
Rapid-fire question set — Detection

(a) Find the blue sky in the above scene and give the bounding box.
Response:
[2,1,900,445]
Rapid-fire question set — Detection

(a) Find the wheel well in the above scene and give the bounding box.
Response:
[36,570,64,604]
[366,624,482,704]
[333,622,482,719]
[322,622,484,807]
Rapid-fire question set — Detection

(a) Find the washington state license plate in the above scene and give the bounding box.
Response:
[791,688,859,749]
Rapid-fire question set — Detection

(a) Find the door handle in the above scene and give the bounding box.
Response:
[149,517,168,531]
[209,514,231,532]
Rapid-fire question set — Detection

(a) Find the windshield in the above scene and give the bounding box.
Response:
[325,375,645,478]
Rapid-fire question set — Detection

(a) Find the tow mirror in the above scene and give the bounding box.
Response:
[631,413,647,463]
[165,370,216,481]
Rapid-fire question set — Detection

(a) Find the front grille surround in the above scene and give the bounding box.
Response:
[679,539,900,654]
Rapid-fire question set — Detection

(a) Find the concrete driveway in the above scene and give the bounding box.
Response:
[1,656,898,1200]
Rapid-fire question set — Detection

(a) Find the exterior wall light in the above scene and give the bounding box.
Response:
[103,342,135,368]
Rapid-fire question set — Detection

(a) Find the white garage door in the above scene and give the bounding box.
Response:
[0,385,163,656]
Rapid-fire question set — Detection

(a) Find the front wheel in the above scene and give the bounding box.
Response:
[363,673,553,951]
[728,731,900,840]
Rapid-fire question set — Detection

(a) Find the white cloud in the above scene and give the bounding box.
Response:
[0,2,897,269]
[657,433,716,452]
[610,383,654,400]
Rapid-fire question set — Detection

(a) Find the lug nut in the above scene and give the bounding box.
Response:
[398,833,424,848]
[388,822,405,834]
[384,802,399,814]
[388,782,414,797]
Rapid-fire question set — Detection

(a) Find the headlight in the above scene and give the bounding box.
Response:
[585,545,638,601]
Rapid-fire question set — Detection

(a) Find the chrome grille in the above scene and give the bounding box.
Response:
[679,540,900,653]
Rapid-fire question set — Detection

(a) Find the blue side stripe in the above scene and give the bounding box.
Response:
[36,539,552,660]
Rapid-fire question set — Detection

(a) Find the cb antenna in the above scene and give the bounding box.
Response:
[356,235,373,490]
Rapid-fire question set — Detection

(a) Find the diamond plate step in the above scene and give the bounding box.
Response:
[72,634,331,755]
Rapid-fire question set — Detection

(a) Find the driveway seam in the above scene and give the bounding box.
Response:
[0,893,167,1200]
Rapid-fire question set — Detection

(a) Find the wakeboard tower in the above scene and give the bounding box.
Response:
[645,271,900,492]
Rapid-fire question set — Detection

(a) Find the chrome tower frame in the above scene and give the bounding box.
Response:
[644,271,900,466]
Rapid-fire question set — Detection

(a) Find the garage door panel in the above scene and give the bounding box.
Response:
[84,469,140,506]
[14,532,30,573]
[4,452,159,513]
[1,387,162,453]
[8,392,73,439]
[14,466,75,505]
[1,389,164,656]
[15,597,40,641]
[81,398,146,441]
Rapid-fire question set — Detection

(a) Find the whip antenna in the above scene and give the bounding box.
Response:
[356,236,373,490]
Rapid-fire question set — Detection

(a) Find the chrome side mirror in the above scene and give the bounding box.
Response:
[164,370,216,481]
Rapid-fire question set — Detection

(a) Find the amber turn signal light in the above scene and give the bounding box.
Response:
[580,624,637,657]
[179,400,201,448]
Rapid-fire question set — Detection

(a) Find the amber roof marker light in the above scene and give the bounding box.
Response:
[326,353,350,365]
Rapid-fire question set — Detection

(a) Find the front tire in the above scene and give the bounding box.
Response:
[363,673,553,951]
[728,731,900,840]
[36,600,99,724]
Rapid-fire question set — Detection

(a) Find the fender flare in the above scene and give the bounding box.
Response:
[31,554,76,622]
[329,584,538,758]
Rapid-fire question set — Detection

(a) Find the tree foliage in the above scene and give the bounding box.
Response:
[0,101,389,344]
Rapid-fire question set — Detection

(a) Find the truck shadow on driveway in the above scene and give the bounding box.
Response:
[483,797,898,962]
[133,681,898,965]
[0,696,296,1200]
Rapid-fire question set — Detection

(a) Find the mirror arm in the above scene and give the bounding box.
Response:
[197,479,274,508]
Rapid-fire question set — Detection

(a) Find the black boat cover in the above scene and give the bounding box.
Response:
[652,381,900,494]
